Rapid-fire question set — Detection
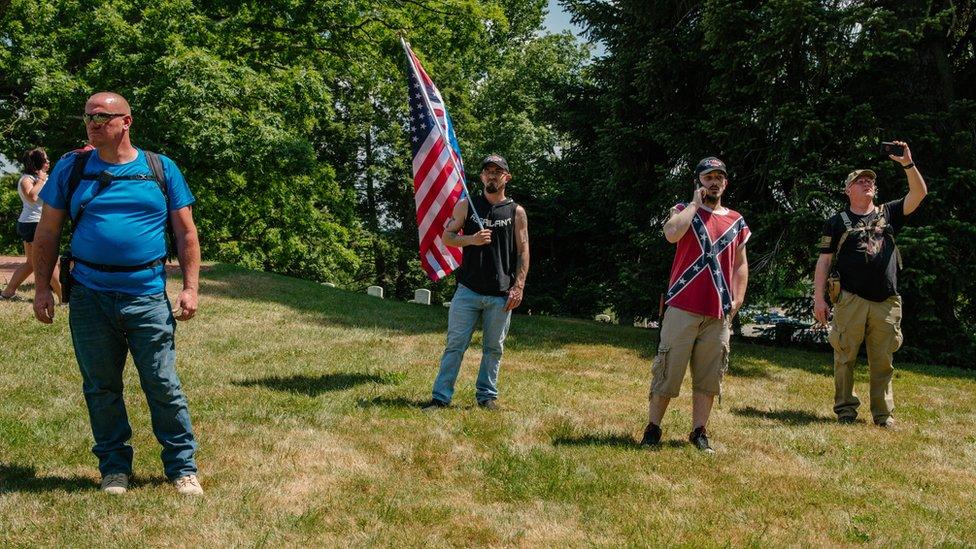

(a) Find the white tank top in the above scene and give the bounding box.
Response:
[17,174,44,223]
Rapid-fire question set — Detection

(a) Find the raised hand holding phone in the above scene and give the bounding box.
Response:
[691,182,706,207]
[883,140,913,167]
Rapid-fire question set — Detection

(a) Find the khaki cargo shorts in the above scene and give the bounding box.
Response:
[649,306,731,398]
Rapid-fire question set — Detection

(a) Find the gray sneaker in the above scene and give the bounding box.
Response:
[173,474,204,496]
[100,473,129,494]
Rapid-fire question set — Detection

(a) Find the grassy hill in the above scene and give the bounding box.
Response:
[1,263,974,546]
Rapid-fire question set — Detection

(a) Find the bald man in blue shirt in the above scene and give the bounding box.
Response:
[33,92,203,496]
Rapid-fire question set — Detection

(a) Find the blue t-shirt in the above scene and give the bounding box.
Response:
[40,148,195,295]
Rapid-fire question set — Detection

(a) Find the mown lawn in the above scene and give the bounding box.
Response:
[2,263,974,546]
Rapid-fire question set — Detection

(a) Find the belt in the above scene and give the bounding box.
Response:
[72,256,165,273]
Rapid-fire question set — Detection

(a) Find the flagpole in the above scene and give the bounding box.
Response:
[401,37,484,230]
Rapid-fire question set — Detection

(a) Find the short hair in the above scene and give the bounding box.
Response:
[21,147,48,175]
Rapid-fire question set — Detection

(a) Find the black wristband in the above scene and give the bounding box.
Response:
[901,162,915,170]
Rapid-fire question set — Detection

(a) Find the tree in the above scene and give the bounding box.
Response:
[564,0,976,365]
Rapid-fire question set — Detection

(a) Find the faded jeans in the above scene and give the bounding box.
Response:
[68,283,198,480]
[432,284,512,404]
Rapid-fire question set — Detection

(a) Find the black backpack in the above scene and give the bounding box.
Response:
[63,149,178,261]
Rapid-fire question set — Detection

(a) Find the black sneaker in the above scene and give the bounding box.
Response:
[477,399,500,411]
[640,423,662,447]
[688,426,715,453]
[421,398,449,411]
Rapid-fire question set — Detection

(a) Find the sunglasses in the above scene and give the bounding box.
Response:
[82,112,126,125]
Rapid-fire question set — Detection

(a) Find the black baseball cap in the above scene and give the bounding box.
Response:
[481,154,510,173]
[695,156,727,177]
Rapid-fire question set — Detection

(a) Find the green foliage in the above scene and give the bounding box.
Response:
[0,173,21,254]
[562,0,976,366]
[0,0,588,306]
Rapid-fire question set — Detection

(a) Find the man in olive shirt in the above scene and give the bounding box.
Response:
[813,140,927,427]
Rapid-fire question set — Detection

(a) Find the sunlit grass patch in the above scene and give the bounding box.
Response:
[1,263,974,545]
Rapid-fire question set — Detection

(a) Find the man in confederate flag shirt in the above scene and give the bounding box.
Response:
[641,157,750,453]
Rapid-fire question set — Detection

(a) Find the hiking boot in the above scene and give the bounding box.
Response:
[875,417,896,429]
[421,398,449,411]
[173,474,203,496]
[837,415,856,425]
[477,399,500,411]
[100,473,129,494]
[688,426,715,454]
[640,423,662,447]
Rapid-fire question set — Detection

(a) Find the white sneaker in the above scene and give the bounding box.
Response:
[173,474,203,496]
[101,473,129,494]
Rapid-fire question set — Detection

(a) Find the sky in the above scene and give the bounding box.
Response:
[543,0,604,55]
[0,2,599,174]
[543,0,577,34]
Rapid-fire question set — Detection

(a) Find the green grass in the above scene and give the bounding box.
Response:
[1,263,975,546]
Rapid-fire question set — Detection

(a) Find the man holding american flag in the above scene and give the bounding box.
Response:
[423,154,529,411]
[401,39,529,411]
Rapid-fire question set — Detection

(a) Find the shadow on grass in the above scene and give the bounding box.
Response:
[732,406,835,425]
[0,463,92,493]
[235,372,401,397]
[551,433,687,451]
[734,338,976,381]
[727,361,775,379]
[356,396,428,409]
[198,264,973,378]
[198,264,657,356]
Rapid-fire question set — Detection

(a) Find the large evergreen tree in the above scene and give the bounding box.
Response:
[563,0,976,365]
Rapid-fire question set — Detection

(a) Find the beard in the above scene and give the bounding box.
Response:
[704,190,720,206]
[486,183,500,194]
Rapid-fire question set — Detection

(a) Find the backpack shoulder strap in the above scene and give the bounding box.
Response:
[143,150,178,260]
[839,211,853,229]
[831,212,854,263]
[144,151,168,203]
[65,149,94,224]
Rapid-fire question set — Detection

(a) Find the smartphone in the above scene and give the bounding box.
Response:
[881,141,905,157]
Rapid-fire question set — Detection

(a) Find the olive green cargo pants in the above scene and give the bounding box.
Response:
[828,290,903,424]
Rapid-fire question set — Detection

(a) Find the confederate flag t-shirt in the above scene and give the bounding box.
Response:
[664,203,751,319]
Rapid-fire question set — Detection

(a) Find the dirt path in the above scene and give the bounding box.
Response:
[0,256,33,287]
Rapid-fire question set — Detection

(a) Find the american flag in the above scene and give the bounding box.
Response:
[402,39,474,281]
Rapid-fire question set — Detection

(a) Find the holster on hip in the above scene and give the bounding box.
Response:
[59,255,73,303]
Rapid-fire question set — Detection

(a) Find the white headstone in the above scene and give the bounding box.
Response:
[321,282,336,288]
[412,289,431,305]
[442,301,452,308]
[595,314,612,323]
[367,286,384,298]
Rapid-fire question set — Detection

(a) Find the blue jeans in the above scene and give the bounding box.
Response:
[68,283,197,480]
[432,284,512,403]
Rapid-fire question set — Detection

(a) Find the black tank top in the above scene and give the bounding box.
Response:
[456,195,519,296]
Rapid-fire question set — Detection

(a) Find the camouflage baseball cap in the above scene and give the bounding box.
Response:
[844,169,877,186]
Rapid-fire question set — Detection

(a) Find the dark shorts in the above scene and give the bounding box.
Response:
[16,221,38,243]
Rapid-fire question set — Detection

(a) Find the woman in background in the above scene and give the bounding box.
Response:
[1,147,61,301]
